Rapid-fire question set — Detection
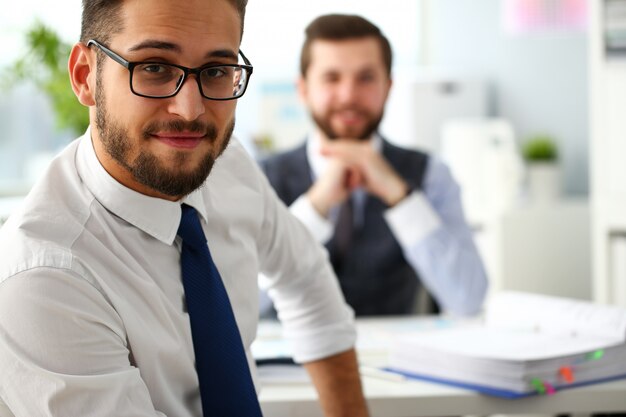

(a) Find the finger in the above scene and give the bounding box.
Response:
[346,167,363,190]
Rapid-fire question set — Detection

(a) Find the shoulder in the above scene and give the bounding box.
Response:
[382,139,430,163]
[423,154,456,185]
[257,144,308,195]
[0,140,97,286]
[259,144,307,176]
[421,154,463,203]
[209,137,268,187]
[199,136,282,212]
[0,212,100,299]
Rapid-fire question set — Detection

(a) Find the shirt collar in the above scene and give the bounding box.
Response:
[75,126,209,245]
[305,131,383,180]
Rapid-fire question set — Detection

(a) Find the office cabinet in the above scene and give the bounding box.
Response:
[590,0,626,307]
[476,199,591,302]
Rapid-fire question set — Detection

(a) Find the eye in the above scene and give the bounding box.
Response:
[135,63,179,80]
[358,72,376,83]
[142,64,170,74]
[203,66,229,79]
[322,73,340,84]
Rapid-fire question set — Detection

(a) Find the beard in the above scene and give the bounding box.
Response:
[94,80,234,198]
[311,106,384,141]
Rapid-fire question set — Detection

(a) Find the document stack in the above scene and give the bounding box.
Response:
[387,291,626,398]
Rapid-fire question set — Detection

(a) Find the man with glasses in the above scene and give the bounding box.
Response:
[261,14,488,317]
[0,1,368,417]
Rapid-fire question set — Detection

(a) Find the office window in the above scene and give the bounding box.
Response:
[0,2,81,195]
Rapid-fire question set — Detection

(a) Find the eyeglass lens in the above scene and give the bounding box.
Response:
[132,63,248,99]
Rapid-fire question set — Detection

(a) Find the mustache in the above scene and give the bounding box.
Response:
[330,106,369,114]
[142,120,218,140]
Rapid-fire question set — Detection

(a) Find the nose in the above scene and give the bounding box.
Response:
[335,79,359,104]
[167,76,206,121]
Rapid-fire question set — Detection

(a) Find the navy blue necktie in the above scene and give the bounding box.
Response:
[178,204,263,417]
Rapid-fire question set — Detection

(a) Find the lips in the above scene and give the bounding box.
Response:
[332,109,366,126]
[152,132,206,149]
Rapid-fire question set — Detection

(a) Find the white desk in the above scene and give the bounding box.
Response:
[255,317,626,417]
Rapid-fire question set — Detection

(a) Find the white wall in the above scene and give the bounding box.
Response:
[425,0,589,196]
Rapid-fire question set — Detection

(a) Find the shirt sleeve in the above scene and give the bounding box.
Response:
[0,268,167,417]
[383,156,489,316]
[254,170,356,364]
[289,194,334,244]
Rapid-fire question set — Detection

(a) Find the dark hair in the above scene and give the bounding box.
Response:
[80,0,123,44]
[80,0,248,44]
[300,14,392,78]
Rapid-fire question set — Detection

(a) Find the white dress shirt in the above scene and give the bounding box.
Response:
[0,129,355,417]
[288,133,488,316]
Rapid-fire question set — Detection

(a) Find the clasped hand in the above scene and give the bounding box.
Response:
[307,140,409,217]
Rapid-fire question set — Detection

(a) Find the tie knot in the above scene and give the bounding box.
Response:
[177,204,207,249]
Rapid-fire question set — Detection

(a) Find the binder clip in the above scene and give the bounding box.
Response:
[586,349,605,361]
[531,378,546,394]
[559,366,575,383]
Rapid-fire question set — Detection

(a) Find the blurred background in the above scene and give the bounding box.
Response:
[1,0,623,309]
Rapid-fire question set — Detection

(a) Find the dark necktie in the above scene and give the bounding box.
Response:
[334,197,354,257]
[177,204,263,417]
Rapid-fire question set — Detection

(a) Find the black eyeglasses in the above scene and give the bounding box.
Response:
[87,39,253,101]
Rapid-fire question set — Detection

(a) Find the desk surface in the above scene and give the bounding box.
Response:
[255,317,626,417]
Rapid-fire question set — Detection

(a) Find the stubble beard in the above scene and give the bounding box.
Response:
[311,107,384,142]
[94,76,234,198]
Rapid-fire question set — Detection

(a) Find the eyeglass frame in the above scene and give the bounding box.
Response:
[86,39,254,101]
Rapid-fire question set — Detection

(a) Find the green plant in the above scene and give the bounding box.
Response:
[1,21,88,135]
[521,134,558,162]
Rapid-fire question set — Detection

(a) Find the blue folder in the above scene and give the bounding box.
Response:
[384,367,626,399]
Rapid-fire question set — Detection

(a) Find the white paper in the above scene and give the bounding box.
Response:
[486,291,626,342]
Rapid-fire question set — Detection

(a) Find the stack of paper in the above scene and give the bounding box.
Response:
[387,292,626,398]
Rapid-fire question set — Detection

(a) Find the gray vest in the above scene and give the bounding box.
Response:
[261,139,430,316]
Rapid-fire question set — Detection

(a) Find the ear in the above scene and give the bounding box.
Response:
[68,42,97,107]
[383,77,393,102]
